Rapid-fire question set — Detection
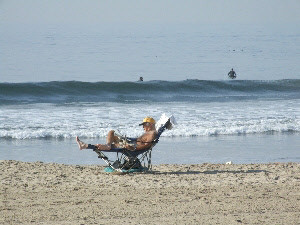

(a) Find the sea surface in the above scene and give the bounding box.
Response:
[1,24,299,165]
[1,80,299,164]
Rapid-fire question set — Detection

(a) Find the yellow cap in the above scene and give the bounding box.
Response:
[139,117,156,125]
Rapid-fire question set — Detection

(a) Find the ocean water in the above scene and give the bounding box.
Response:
[1,24,299,164]
[1,80,299,164]
[1,24,300,82]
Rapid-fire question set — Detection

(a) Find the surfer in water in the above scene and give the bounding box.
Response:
[76,117,157,151]
[228,68,237,79]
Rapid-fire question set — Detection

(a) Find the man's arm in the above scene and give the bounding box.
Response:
[126,132,156,151]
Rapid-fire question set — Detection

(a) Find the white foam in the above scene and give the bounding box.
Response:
[0,100,299,139]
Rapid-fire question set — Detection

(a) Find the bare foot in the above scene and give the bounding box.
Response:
[76,136,88,150]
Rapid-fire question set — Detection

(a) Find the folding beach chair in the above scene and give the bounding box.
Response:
[92,114,175,173]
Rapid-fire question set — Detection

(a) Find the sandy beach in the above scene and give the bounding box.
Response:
[1,160,299,225]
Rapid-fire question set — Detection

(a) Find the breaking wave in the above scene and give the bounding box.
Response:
[1,79,299,105]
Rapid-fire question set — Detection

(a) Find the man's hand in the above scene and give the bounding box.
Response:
[125,143,135,151]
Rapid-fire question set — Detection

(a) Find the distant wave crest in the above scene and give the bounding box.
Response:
[0,79,299,104]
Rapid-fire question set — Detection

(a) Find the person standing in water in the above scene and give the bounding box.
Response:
[228,68,237,79]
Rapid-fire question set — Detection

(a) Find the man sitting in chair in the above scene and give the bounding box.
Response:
[76,117,157,151]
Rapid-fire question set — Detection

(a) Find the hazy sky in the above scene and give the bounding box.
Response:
[1,0,300,26]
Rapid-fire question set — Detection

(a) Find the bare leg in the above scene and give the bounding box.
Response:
[76,137,88,150]
[93,130,120,150]
[76,131,120,151]
[107,130,119,145]
[95,144,112,150]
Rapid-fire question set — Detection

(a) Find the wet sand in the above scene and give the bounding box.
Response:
[1,160,299,224]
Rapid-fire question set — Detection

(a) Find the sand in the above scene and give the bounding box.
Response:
[1,160,299,225]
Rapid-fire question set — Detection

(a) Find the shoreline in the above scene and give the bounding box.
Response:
[1,133,300,165]
[1,160,299,224]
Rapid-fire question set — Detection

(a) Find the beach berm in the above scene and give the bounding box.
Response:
[1,160,299,224]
